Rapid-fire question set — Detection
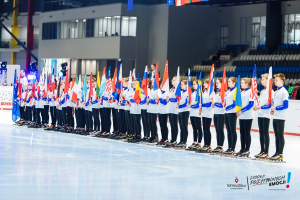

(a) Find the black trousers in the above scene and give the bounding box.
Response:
[20,106,25,120]
[50,106,56,126]
[214,114,225,146]
[42,105,49,124]
[148,113,158,138]
[62,107,67,126]
[100,108,106,132]
[32,106,36,122]
[92,108,100,131]
[67,107,74,128]
[179,111,189,143]
[159,114,169,141]
[85,110,93,131]
[141,109,150,137]
[104,108,112,133]
[132,114,141,136]
[112,108,118,132]
[169,114,178,142]
[57,109,62,126]
[125,110,132,134]
[202,117,212,146]
[273,119,285,154]
[118,109,127,134]
[35,108,42,124]
[75,108,80,128]
[25,106,32,121]
[190,116,202,143]
[225,113,237,150]
[258,117,270,153]
[239,119,253,151]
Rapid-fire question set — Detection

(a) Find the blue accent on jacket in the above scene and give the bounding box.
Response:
[276,100,289,111]
[159,98,168,105]
[169,98,177,102]
[202,102,212,107]
[241,101,254,113]
[149,99,156,104]
[261,104,271,109]
[226,101,235,111]
[214,102,223,108]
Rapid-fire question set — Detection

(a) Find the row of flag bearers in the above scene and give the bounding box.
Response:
[13,61,289,162]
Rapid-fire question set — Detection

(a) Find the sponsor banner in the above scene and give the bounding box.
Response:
[0,86,13,110]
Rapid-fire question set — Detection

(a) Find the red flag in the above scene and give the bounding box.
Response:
[89,72,93,100]
[31,79,36,99]
[220,67,227,103]
[141,66,148,97]
[155,62,159,88]
[37,86,40,100]
[112,67,117,94]
[17,74,22,98]
[64,69,69,94]
[24,87,28,102]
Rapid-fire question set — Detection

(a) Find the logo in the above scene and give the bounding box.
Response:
[227,176,246,190]
[235,177,238,183]
[286,172,291,188]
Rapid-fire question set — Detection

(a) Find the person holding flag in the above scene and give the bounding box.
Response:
[174,79,189,150]
[83,75,93,134]
[31,79,44,128]
[127,74,142,143]
[156,61,169,146]
[146,79,159,144]
[163,68,180,148]
[186,77,203,151]
[91,77,100,134]
[211,68,227,154]
[223,77,238,156]
[45,79,57,130]
[140,66,150,141]
[269,73,289,162]
[253,69,274,160]
[197,65,215,153]
[235,78,254,158]
[110,68,120,137]
[101,67,113,136]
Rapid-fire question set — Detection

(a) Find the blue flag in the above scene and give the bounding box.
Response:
[82,74,87,101]
[12,69,20,122]
[128,0,133,11]
[167,0,174,6]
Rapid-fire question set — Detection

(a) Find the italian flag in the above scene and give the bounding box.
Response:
[71,75,80,104]
[175,0,186,6]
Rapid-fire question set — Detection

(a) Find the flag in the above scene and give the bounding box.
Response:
[175,0,186,6]
[153,62,159,91]
[99,67,107,96]
[188,68,192,102]
[64,69,69,94]
[161,60,169,92]
[220,67,227,103]
[133,73,142,104]
[250,64,259,105]
[195,72,202,104]
[96,71,101,98]
[17,73,22,98]
[132,68,136,80]
[12,69,20,122]
[112,67,117,97]
[82,74,87,101]
[128,0,133,11]
[175,67,181,101]
[89,72,93,100]
[233,75,243,112]
[24,86,28,103]
[116,64,122,94]
[51,70,55,92]
[167,0,174,6]
[207,64,215,96]
[128,71,132,93]
[266,67,273,106]
[48,73,51,92]
[71,76,79,104]
[57,77,61,98]
[142,66,148,97]
[106,67,112,95]
[31,77,36,99]
[43,72,48,97]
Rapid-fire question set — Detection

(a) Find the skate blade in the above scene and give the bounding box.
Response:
[146,143,157,146]
[210,152,222,155]
[251,158,269,162]
[267,160,286,163]
[174,148,186,150]
[236,156,251,159]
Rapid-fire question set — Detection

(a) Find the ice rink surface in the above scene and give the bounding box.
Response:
[0,111,299,200]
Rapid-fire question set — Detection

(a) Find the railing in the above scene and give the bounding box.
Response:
[0,39,39,49]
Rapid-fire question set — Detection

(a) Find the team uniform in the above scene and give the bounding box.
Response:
[176,89,189,149]
[235,88,254,158]
[186,90,202,151]
[147,89,158,143]
[255,87,274,159]
[157,89,169,145]
[269,86,289,161]
[128,89,142,142]
[140,89,150,140]
[211,89,225,153]
[224,86,238,155]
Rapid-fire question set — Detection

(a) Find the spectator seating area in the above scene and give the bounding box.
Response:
[279,43,300,54]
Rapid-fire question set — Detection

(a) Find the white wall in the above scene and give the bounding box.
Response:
[219,3,267,45]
